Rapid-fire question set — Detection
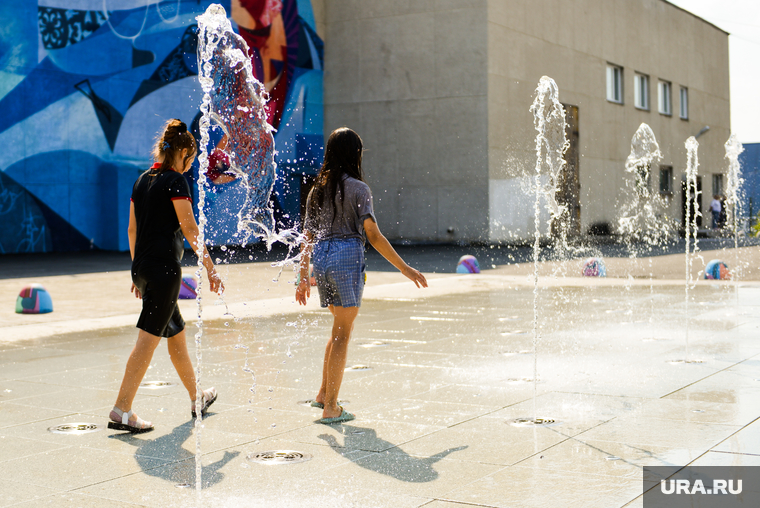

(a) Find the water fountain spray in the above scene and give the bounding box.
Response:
[523,76,568,425]
[682,136,701,363]
[194,3,301,492]
[618,124,673,334]
[725,134,744,303]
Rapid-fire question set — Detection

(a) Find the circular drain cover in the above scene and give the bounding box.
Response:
[359,341,388,348]
[246,450,312,465]
[140,381,176,389]
[506,418,560,427]
[345,365,371,371]
[47,423,102,435]
[297,399,349,407]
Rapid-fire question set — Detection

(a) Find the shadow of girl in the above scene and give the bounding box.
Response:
[110,421,239,487]
[318,425,467,483]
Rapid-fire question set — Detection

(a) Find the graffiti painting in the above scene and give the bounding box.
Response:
[0,0,323,253]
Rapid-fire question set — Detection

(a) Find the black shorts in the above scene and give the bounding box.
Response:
[132,258,185,338]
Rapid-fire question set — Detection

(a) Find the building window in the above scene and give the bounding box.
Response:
[679,86,689,119]
[660,166,673,194]
[634,73,649,110]
[606,64,623,103]
[658,80,672,115]
[713,174,724,197]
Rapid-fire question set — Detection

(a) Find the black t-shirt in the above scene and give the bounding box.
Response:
[131,163,192,265]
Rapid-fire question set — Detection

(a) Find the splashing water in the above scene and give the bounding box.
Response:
[684,136,701,362]
[193,3,305,493]
[725,134,744,303]
[617,124,674,333]
[196,4,300,251]
[528,76,568,421]
[618,124,673,250]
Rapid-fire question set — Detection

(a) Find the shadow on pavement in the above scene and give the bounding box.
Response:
[110,419,239,488]
[318,425,468,483]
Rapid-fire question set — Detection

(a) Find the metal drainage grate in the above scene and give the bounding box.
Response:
[500,330,528,336]
[345,365,371,371]
[506,418,560,427]
[297,399,349,407]
[140,381,176,389]
[48,423,102,435]
[246,450,312,465]
[668,359,704,365]
[359,341,388,348]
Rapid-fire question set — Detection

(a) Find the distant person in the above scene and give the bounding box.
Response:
[109,119,222,433]
[711,194,722,229]
[295,127,428,424]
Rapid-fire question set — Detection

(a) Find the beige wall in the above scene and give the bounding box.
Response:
[322,0,729,243]
[488,0,730,241]
[322,0,490,242]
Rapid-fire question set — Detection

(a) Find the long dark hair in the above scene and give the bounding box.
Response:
[307,127,364,226]
[151,119,197,173]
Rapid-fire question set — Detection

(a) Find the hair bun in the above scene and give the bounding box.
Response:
[177,121,187,133]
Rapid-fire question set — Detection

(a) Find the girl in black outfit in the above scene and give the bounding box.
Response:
[109,119,223,433]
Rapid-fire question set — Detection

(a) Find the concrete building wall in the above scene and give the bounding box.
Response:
[487,0,730,241]
[322,1,490,242]
[323,0,729,244]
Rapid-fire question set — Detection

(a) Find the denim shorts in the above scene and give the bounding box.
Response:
[312,238,365,308]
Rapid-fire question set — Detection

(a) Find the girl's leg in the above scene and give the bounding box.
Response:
[315,306,336,405]
[113,329,161,420]
[322,305,359,419]
[167,329,197,401]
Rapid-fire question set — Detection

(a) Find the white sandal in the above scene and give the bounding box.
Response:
[108,406,154,434]
[192,387,217,418]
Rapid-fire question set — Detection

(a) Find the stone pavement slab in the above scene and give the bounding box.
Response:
[1,247,760,506]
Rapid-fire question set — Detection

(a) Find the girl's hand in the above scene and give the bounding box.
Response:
[401,265,428,288]
[208,269,224,295]
[295,278,310,305]
[131,283,142,299]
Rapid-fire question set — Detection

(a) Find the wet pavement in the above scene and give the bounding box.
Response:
[1,246,760,507]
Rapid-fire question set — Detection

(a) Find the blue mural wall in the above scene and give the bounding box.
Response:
[0,0,323,253]
[740,143,760,222]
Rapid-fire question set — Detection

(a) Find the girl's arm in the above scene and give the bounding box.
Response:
[173,199,224,294]
[128,202,137,261]
[295,231,313,305]
[128,202,141,298]
[364,218,427,288]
